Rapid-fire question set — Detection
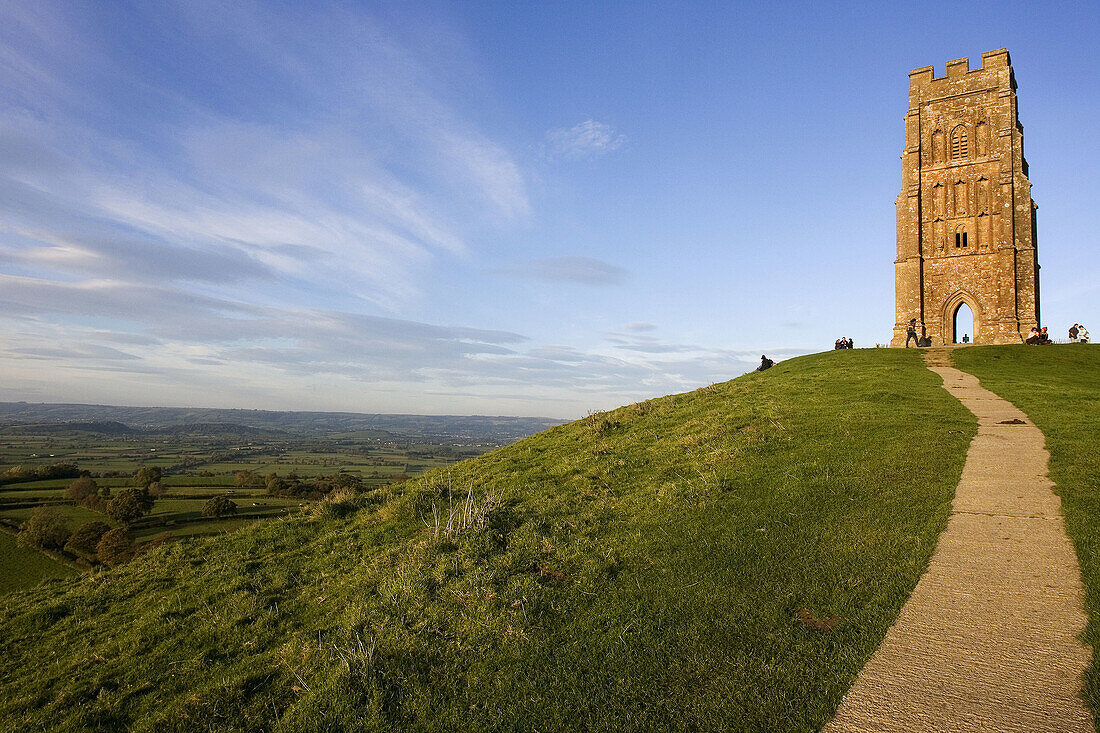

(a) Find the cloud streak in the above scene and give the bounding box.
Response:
[0,2,530,311]
[495,256,628,286]
[543,119,626,161]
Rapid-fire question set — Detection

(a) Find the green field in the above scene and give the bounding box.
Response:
[0,349,979,731]
[0,531,77,593]
[0,427,487,578]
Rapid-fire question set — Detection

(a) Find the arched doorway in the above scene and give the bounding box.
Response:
[953,302,974,344]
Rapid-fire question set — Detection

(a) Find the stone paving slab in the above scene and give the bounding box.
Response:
[823,352,1093,732]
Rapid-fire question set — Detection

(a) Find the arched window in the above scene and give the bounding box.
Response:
[955,225,969,250]
[950,125,969,159]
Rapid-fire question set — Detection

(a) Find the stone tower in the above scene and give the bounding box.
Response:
[891,49,1039,347]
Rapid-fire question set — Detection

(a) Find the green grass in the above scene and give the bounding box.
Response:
[952,343,1100,719]
[0,504,111,529]
[0,532,78,593]
[0,350,976,731]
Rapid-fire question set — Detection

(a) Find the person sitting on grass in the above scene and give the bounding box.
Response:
[1040,327,1051,345]
[757,355,774,371]
[1026,326,1041,345]
[1079,325,1090,343]
[1069,323,1080,342]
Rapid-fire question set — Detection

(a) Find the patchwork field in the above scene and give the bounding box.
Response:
[0,427,503,592]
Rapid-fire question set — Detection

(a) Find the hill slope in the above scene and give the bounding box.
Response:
[0,350,975,732]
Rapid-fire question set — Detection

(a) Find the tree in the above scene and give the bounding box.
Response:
[332,473,363,492]
[106,488,155,523]
[132,466,163,489]
[64,521,111,561]
[202,495,238,518]
[96,528,135,567]
[265,472,288,495]
[81,485,112,513]
[17,507,71,550]
[235,470,263,489]
[65,476,98,502]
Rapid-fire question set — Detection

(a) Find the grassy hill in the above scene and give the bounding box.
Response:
[0,349,977,731]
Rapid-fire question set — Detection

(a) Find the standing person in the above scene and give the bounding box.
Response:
[962,334,970,343]
[1070,324,1080,342]
[905,319,919,348]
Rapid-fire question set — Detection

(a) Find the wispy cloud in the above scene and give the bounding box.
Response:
[543,119,625,161]
[0,2,529,312]
[0,275,767,416]
[0,3,807,418]
[495,256,628,286]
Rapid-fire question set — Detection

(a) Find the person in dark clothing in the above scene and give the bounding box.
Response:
[757,355,774,371]
[1070,324,1080,342]
[905,319,919,348]
[834,338,843,350]
[845,338,853,349]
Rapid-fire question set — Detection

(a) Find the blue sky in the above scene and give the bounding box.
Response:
[1,1,1097,418]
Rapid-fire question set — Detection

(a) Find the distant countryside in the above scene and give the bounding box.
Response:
[0,403,561,593]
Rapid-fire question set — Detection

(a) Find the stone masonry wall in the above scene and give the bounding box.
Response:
[891,49,1039,347]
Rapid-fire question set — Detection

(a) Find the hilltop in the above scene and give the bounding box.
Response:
[0,349,981,731]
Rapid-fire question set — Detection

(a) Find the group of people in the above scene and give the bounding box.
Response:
[833,337,854,350]
[1025,326,1052,345]
[1025,324,1092,345]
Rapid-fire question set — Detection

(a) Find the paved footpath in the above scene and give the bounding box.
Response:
[824,349,1094,732]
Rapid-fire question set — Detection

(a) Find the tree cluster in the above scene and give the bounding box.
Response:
[69,476,114,512]
[16,507,71,551]
[235,470,363,499]
[201,495,238,518]
[17,508,135,567]
[1,463,80,485]
[106,488,156,523]
[132,466,163,488]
